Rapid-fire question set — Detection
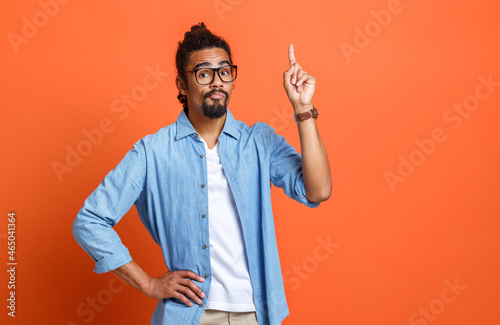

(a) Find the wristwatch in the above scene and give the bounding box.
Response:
[294,107,318,123]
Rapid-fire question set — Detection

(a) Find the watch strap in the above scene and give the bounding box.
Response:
[294,107,318,123]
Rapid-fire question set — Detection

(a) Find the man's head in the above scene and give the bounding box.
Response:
[175,23,235,119]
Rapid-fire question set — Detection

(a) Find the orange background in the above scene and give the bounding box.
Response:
[1,0,500,324]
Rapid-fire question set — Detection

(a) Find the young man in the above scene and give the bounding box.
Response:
[73,22,331,325]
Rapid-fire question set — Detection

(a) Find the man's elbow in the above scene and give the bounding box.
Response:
[306,187,332,203]
[72,215,84,243]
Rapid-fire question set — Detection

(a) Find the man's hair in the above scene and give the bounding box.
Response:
[176,22,233,113]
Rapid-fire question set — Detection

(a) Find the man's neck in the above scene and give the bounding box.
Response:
[187,109,226,150]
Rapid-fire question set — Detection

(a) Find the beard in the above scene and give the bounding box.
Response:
[202,89,229,119]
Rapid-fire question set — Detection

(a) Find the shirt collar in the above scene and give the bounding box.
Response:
[175,108,240,141]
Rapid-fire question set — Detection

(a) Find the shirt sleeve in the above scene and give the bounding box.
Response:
[268,127,320,208]
[72,141,146,274]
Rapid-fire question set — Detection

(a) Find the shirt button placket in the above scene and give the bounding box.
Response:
[200,141,208,299]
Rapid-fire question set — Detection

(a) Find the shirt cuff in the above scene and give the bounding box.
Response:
[93,247,133,274]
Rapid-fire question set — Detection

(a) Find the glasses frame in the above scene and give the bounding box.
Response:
[184,65,238,85]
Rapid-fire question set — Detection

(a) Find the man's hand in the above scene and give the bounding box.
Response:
[145,270,206,307]
[112,261,206,307]
[283,44,316,112]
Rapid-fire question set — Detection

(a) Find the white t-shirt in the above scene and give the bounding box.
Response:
[201,138,256,312]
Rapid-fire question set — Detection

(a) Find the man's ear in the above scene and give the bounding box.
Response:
[176,76,188,95]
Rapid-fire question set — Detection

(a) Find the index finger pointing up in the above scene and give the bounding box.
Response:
[288,44,296,66]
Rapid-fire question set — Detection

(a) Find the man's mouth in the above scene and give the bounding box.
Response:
[206,91,226,100]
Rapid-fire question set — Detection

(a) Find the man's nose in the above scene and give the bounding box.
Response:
[210,71,224,87]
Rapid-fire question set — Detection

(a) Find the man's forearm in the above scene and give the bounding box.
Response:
[295,104,332,203]
[112,260,153,297]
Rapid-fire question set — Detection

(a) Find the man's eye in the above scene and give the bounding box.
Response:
[199,72,210,78]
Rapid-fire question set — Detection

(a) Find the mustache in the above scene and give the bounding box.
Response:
[204,89,229,99]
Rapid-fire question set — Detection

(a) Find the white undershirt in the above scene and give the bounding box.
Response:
[201,138,255,312]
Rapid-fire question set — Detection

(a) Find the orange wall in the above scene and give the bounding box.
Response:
[1,0,500,324]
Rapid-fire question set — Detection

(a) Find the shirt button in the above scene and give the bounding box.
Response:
[202,214,206,218]
[194,134,199,138]
[199,304,203,307]
[200,154,204,158]
[201,184,205,188]
[204,274,209,278]
[202,245,207,249]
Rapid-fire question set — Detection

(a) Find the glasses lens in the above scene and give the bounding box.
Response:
[196,69,214,85]
[219,66,236,82]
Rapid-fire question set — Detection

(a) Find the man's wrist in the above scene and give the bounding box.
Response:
[292,103,314,114]
[141,275,155,297]
[294,106,318,123]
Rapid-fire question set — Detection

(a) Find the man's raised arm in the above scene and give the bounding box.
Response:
[283,44,332,203]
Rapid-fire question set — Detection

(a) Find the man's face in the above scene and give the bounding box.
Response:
[181,48,233,119]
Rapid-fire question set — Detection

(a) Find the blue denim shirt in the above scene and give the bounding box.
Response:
[73,109,319,325]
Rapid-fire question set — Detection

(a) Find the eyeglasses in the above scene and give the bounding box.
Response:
[184,65,237,85]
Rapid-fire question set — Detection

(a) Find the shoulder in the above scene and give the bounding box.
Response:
[237,120,279,138]
[133,121,177,150]
[231,119,287,156]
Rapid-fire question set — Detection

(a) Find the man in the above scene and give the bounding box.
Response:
[73,22,331,325]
